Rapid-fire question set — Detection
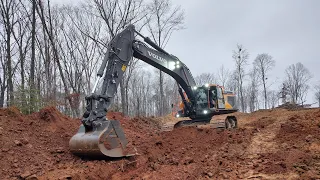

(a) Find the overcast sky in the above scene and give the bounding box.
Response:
[52,0,320,105]
[164,0,320,105]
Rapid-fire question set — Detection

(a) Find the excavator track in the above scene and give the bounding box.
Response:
[161,115,237,132]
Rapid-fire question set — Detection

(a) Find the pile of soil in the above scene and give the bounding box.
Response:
[276,102,305,110]
[0,107,79,180]
[1,107,320,179]
[274,110,320,179]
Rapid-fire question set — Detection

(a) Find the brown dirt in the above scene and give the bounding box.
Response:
[0,107,320,179]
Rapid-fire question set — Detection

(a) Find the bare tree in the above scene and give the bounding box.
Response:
[29,0,36,107]
[194,72,216,86]
[267,90,278,109]
[0,0,20,106]
[315,83,320,107]
[283,62,312,104]
[217,65,230,88]
[35,0,71,109]
[225,70,237,93]
[253,53,275,109]
[247,68,259,112]
[0,40,6,106]
[80,0,147,116]
[145,0,184,116]
[232,44,249,112]
[11,2,32,109]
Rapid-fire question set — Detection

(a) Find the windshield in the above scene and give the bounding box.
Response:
[194,87,207,109]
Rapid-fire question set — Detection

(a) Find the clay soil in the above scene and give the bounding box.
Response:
[1,107,320,180]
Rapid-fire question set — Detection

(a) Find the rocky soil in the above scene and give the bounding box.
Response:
[1,107,320,179]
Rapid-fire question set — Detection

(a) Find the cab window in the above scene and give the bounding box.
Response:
[217,87,223,99]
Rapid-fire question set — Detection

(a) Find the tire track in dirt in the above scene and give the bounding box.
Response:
[242,115,299,179]
[246,117,283,156]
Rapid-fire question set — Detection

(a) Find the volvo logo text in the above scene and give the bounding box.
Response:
[147,51,166,63]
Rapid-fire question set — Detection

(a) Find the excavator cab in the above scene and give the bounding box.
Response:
[176,85,236,117]
[174,84,238,128]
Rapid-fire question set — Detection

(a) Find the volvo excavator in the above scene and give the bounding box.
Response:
[69,24,238,158]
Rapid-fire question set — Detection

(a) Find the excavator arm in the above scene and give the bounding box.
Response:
[82,24,197,129]
[69,24,199,158]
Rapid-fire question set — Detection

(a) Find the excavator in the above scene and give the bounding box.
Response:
[69,24,238,158]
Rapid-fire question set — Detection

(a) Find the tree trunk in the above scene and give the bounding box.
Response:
[240,85,244,112]
[43,28,51,100]
[0,86,5,107]
[239,72,245,112]
[30,0,36,110]
[120,79,127,115]
[19,47,25,108]
[0,65,5,107]
[159,70,164,116]
[20,53,25,90]
[6,22,13,106]
[262,74,267,109]
[137,97,140,116]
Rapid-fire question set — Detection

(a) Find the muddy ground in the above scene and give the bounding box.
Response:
[1,107,320,179]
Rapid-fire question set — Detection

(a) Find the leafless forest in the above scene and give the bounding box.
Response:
[0,0,318,117]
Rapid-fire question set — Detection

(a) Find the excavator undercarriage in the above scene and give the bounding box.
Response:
[69,24,238,158]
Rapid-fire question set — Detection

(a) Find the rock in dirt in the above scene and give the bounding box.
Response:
[305,135,313,142]
[20,171,31,179]
[2,148,9,152]
[21,138,29,145]
[150,162,160,171]
[14,140,22,146]
[183,157,194,165]
[12,163,19,168]
[221,173,229,179]
[26,175,38,180]
[207,172,213,177]
[56,148,64,153]
[58,174,72,180]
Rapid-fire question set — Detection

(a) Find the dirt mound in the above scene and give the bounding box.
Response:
[276,102,309,110]
[0,106,23,120]
[116,127,254,179]
[0,106,80,180]
[273,109,320,178]
[0,108,163,180]
[36,106,67,122]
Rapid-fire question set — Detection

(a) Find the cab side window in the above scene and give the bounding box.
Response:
[217,87,223,99]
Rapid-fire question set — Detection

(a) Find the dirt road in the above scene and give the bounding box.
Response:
[0,107,320,179]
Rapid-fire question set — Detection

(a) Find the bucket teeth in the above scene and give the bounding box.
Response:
[69,120,135,158]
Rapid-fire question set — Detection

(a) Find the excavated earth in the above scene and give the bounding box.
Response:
[1,107,320,179]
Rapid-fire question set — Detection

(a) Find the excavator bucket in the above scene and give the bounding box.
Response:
[69,120,136,158]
